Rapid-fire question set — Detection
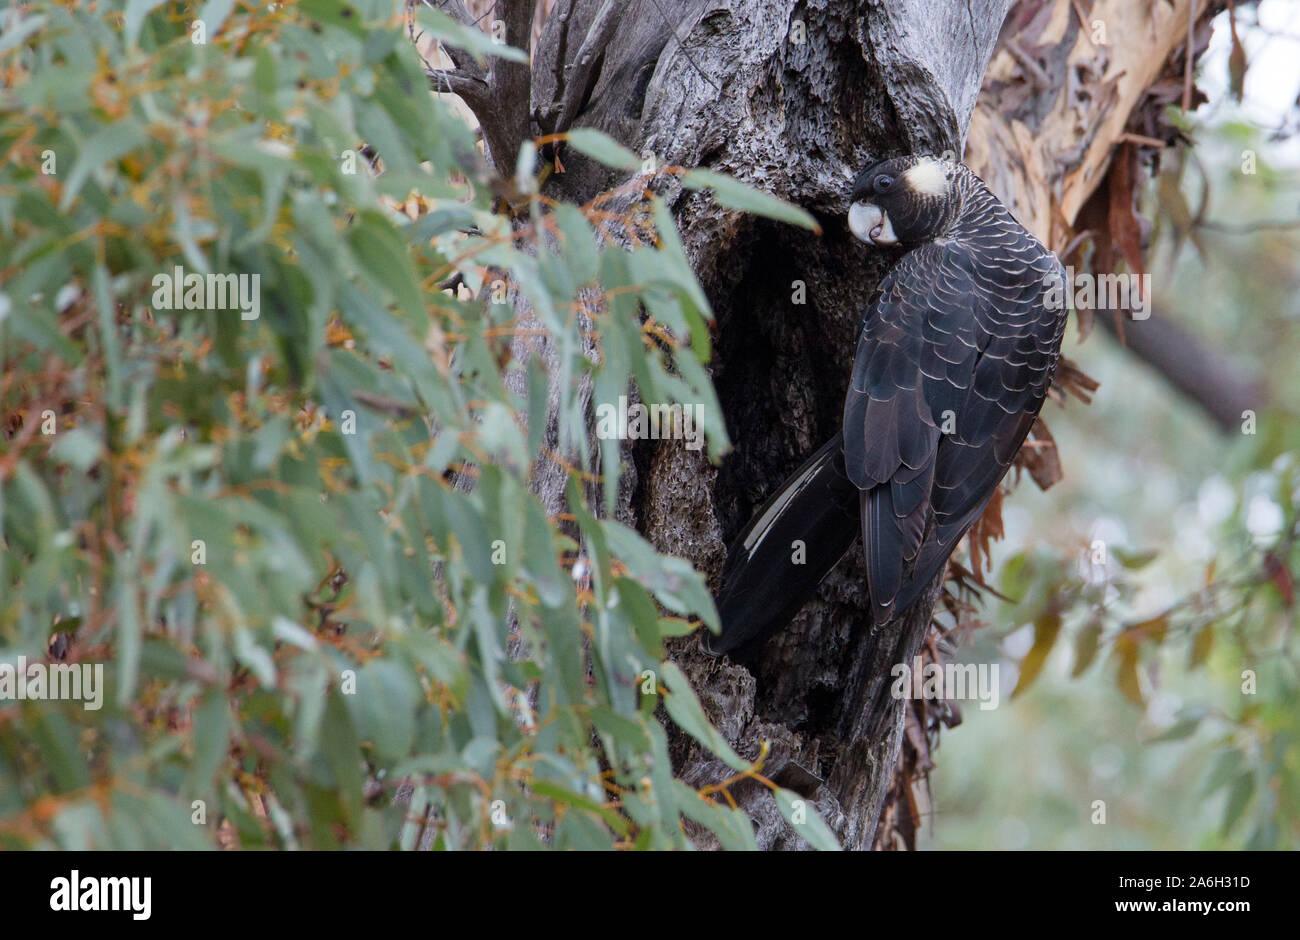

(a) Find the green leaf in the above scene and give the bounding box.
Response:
[415,7,528,64]
[1112,547,1159,570]
[565,129,641,171]
[603,522,718,632]
[681,169,820,231]
[348,211,426,319]
[1011,611,1061,698]
[1149,716,1202,743]
[523,499,568,608]
[50,428,101,473]
[659,661,747,771]
[674,781,758,850]
[774,788,841,851]
[191,689,230,790]
[1202,749,1243,796]
[0,12,46,54]
[61,122,148,210]
[323,692,365,824]
[529,780,629,837]
[1221,772,1255,836]
[197,0,237,36]
[1070,616,1103,677]
[123,0,168,47]
[347,661,418,761]
[1189,624,1215,669]
[1113,635,1145,707]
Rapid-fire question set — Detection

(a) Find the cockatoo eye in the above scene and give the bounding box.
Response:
[873,175,895,194]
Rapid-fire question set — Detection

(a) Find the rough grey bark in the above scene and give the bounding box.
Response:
[421,0,1234,850]
[430,0,1011,848]
[530,0,1012,850]
[1096,309,1267,434]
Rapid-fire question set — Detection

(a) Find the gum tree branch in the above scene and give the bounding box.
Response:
[535,0,575,137]
[417,0,534,174]
[1097,309,1268,433]
[483,0,536,171]
[553,0,624,137]
[424,66,492,112]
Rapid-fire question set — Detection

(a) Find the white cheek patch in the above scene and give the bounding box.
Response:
[848,202,899,246]
[904,159,949,197]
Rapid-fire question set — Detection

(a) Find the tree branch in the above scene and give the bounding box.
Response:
[1097,309,1268,433]
[554,0,625,136]
[424,66,492,112]
[476,0,536,173]
[535,0,576,137]
[414,0,536,176]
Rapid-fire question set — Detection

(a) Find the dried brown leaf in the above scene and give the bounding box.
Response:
[968,485,1006,575]
[1016,418,1064,490]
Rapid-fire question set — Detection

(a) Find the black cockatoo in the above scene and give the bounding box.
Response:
[707,155,1068,658]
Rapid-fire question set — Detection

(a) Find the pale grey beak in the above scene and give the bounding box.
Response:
[848,201,899,246]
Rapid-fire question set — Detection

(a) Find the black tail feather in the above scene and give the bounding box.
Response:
[706,435,860,658]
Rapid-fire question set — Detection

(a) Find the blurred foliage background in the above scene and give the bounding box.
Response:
[0,0,836,850]
[923,1,1300,850]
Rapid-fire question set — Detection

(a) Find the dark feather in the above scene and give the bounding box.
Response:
[707,436,859,658]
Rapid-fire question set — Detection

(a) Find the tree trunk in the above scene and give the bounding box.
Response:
[431,0,1223,849]
[534,0,1011,851]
